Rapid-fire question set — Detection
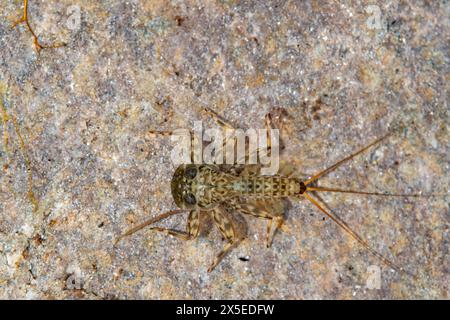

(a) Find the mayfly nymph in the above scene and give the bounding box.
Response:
[115,112,432,274]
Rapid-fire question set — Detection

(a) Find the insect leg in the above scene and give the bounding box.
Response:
[203,107,283,166]
[230,200,284,248]
[200,106,275,167]
[265,216,284,248]
[147,130,177,138]
[148,210,200,240]
[114,209,187,245]
[208,207,240,272]
[201,107,235,130]
[264,108,296,155]
[264,113,274,155]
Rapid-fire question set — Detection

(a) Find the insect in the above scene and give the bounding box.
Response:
[114,108,435,274]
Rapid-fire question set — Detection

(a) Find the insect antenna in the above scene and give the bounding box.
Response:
[114,209,186,245]
[303,192,408,275]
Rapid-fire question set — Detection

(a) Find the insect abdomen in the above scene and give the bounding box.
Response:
[234,176,301,198]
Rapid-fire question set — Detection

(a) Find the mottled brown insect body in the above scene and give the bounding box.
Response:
[171,164,304,210]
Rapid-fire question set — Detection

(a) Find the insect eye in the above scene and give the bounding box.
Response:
[184,166,197,179]
[184,193,196,205]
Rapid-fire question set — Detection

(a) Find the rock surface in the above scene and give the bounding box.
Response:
[0,0,448,299]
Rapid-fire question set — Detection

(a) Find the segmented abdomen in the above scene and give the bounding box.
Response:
[233,176,301,198]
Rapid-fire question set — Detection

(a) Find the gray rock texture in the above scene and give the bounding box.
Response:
[0,0,448,299]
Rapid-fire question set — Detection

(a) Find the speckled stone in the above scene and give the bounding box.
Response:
[0,0,448,299]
